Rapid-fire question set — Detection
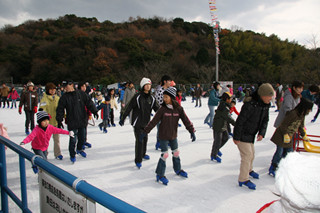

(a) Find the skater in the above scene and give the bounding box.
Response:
[143,87,196,185]
[194,83,203,107]
[311,93,320,123]
[269,80,304,176]
[233,83,274,190]
[269,98,313,177]
[40,82,64,160]
[301,84,319,102]
[19,81,38,135]
[119,77,159,168]
[204,82,220,127]
[7,86,20,109]
[97,96,111,133]
[20,110,72,173]
[121,81,136,119]
[1,83,10,108]
[56,80,98,163]
[210,92,235,163]
[108,88,118,127]
[154,75,172,150]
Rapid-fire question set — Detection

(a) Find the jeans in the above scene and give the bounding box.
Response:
[155,138,181,177]
[11,99,17,108]
[204,105,216,127]
[271,145,293,167]
[69,128,86,158]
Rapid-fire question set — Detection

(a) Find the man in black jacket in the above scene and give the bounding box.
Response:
[119,77,159,169]
[56,80,98,163]
[233,83,274,190]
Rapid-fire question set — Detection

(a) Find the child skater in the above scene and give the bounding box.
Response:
[143,87,196,185]
[97,96,111,133]
[269,97,313,176]
[20,110,72,173]
[7,87,20,109]
[211,92,236,163]
[108,88,118,127]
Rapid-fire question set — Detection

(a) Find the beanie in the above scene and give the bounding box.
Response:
[258,83,274,97]
[27,81,34,87]
[140,77,152,89]
[163,87,176,99]
[275,152,320,211]
[37,111,50,124]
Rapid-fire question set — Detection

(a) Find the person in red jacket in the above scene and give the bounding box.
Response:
[20,110,72,173]
[7,86,20,109]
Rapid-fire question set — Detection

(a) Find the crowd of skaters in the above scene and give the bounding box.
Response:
[1,78,320,210]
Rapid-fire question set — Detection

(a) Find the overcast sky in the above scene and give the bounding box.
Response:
[0,0,319,48]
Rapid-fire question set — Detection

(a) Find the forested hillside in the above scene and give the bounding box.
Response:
[0,14,319,85]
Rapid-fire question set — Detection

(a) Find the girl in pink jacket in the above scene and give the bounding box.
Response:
[7,87,20,109]
[21,110,71,160]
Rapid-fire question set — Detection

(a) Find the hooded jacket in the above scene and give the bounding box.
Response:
[121,91,159,129]
[233,91,270,143]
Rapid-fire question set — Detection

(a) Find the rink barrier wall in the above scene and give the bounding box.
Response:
[0,135,145,213]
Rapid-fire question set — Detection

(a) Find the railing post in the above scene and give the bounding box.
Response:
[0,143,8,213]
[19,155,28,211]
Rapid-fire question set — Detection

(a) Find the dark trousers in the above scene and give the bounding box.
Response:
[33,149,48,160]
[1,97,9,107]
[134,127,148,163]
[108,108,114,125]
[156,138,180,177]
[195,97,202,106]
[69,128,86,158]
[314,107,320,120]
[211,130,229,157]
[99,119,108,129]
[25,110,35,130]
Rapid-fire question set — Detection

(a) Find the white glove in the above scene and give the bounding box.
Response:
[69,131,74,138]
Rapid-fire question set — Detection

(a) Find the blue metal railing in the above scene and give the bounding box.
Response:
[0,136,145,213]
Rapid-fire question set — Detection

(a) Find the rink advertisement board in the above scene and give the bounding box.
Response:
[39,170,96,213]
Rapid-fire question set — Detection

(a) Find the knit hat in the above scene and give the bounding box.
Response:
[258,83,274,97]
[37,111,50,124]
[163,87,176,99]
[140,77,152,89]
[274,152,320,211]
[27,81,34,87]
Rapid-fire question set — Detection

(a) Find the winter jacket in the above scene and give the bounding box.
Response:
[301,89,315,102]
[274,89,300,128]
[155,85,165,105]
[176,95,182,105]
[22,124,69,151]
[19,90,38,111]
[213,100,236,132]
[7,90,20,100]
[0,86,10,97]
[97,101,110,121]
[271,110,305,148]
[233,91,270,143]
[109,96,118,110]
[56,90,98,131]
[123,87,136,106]
[144,104,195,141]
[40,93,60,127]
[121,92,159,128]
[195,87,203,98]
[207,89,220,106]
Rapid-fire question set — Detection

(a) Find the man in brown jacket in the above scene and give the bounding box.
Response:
[1,83,10,108]
[19,82,38,135]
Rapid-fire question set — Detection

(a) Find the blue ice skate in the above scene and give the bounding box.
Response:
[239,180,256,190]
[156,175,169,185]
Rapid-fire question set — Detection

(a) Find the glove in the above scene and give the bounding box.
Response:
[34,106,37,113]
[139,132,147,142]
[18,107,22,114]
[69,131,74,138]
[57,122,64,129]
[119,120,124,126]
[93,113,99,120]
[190,132,196,142]
[283,134,290,143]
[303,135,310,142]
